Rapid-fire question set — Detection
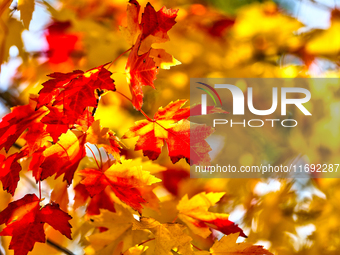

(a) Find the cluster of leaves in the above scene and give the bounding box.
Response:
[0,1,274,255]
[2,0,340,254]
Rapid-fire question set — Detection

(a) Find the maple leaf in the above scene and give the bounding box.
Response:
[0,97,47,152]
[177,192,247,238]
[120,0,141,46]
[21,122,50,155]
[36,64,115,123]
[86,120,123,160]
[73,183,116,216]
[139,3,178,54]
[79,159,161,212]
[125,39,158,110]
[29,130,86,185]
[123,1,180,110]
[86,206,135,253]
[123,100,214,165]
[0,151,27,195]
[0,194,72,255]
[40,106,72,143]
[153,223,194,255]
[209,233,273,255]
[121,1,178,54]
[132,217,195,255]
[75,108,95,132]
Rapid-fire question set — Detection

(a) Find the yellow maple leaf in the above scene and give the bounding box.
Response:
[210,233,273,255]
[85,206,135,254]
[120,0,141,46]
[177,192,247,238]
[133,217,195,255]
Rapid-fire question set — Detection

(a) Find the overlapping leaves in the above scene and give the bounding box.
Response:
[123,100,214,165]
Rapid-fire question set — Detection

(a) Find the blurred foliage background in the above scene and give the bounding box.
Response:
[1,0,340,254]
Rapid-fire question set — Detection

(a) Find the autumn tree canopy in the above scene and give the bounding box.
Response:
[1,0,340,255]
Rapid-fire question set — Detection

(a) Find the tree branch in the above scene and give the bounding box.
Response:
[46,239,75,255]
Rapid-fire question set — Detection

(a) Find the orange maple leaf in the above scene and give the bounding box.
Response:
[123,100,214,165]
[79,159,161,213]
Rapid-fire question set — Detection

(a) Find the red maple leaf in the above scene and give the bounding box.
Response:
[37,64,115,123]
[0,194,72,255]
[40,106,71,143]
[0,151,27,195]
[140,3,178,40]
[73,183,116,216]
[0,98,47,152]
[79,159,161,213]
[123,100,214,165]
[124,1,179,110]
[125,39,158,110]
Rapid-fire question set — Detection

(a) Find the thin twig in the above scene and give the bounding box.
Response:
[192,243,203,251]
[115,90,153,121]
[13,143,22,149]
[39,181,42,200]
[107,47,132,70]
[116,90,132,103]
[138,238,155,246]
[139,109,153,122]
[46,239,75,255]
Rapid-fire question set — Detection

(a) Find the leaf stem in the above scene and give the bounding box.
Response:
[138,238,155,246]
[139,109,153,122]
[115,90,153,122]
[85,144,101,170]
[39,181,42,200]
[116,90,132,103]
[94,145,103,168]
[192,243,203,251]
[107,47,132,70]
[46,239,75,255]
